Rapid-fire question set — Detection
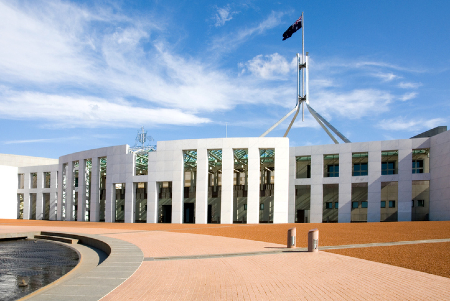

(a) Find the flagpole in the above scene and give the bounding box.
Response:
[302,12,305,121]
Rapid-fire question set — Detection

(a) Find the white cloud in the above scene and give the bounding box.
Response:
[0,90,210,128]
[398,82,422,89]
[371,72,400,82]
[210,11,284,52]
[399,92,418,101]
[240,53,294,79]
[377,117,446,132]
[3,136,80,144]
[214,5,237,27]
[311,89,392,119]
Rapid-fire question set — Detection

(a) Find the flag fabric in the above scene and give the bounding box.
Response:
[282,16,302,40]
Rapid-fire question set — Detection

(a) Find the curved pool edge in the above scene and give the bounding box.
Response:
[15,231,143,301]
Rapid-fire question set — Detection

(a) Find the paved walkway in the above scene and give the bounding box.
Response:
[1,225,449,300]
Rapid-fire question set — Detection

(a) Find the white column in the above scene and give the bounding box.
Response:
[50,171,58,220]
[78,159,86,222]
[338,152,352,223]
[65,161,74,221]
[368,143,382,222]
[274,145,289,223]
[57,163,64,221]
[398,147,413,221]
[36,192,44,220]
[147,181,158,223]
[49,191,58,220]
[90,158,100,222]
[106,182,115,223]
[196,149,208,224]
[23,193,30,220]
[125,181,135,223]
[247,147,259,224]
[288,151,297,223]
[309,154,323,223]
[172,150,184,223]
[221,148,233,224]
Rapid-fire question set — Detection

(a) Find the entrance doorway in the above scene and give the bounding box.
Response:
[162,205,172,223]
[184,203,194,223]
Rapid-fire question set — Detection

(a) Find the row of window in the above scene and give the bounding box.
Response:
[324,160,425,178]
[325,200,426,209]
[18,172,53,189]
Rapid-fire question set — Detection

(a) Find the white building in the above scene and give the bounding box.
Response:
[1,127,449,224]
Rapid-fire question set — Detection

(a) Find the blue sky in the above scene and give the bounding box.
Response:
[1,0,449,159]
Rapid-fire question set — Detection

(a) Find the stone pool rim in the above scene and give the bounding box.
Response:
[1,231,143,301]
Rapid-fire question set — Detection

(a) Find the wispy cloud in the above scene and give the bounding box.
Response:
[3,136,80,145]
[214,5,238,27]
[239,53,295,79]
[377,117,446,131]
[399,92,418,101]
[209,11,284,53]
[398,82,422,89]
[371,72,400,82]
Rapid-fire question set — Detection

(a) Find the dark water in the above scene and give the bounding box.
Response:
[0,239,79,301]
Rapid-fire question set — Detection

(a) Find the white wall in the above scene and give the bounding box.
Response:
[0,165,18,219]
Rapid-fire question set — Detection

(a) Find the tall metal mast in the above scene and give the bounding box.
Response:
[261,12,351,144]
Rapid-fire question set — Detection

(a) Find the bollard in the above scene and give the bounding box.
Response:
[287,227,296,248]
[308,228,319,252]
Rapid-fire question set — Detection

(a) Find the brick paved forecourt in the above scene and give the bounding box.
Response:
[1,223,450,300]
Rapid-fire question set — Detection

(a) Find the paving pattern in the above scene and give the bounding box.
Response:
[1,221,450,300]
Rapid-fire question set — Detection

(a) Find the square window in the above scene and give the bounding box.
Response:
[352,201,359,209]
[361,201,368,208]
[325,202,333,209]
[381,201,386,208]
[389,200,396,208]
[417,200,425,207]
[334,202,339,209]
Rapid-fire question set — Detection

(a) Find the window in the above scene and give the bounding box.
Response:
[417,200,425,207]
[244,204,247,210]
[361,201,368,208]
[353,163,368,176]
[327,165,339,177]
[389,200,396,208]
[412,200,414,207]
[121,205,125,211]
[325,202,333,209]
[334,202,339,209]
[382,162,396,175]
[412,160,424,174]
[260,203,264,210]
[296,156,311,178]
[381,201,386,208]
[352,201,359,209]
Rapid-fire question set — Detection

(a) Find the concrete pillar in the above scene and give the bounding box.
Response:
[398,147,413,221]
[196,148,208,224]
[338,152,352,223]
[78,159,86,222]
[125,181,135,223]
[36,192,44,220]
[221,147,233,224]
[310,154,323,223]
[274,144,289,224]
[65,161,74,221]
[147,181,158,223]
[247,147,259,224]
[89,158,99,222]
[368,143,382,222]
[23,193,30,220]
[172,150,184,224]
[50,171,58,220]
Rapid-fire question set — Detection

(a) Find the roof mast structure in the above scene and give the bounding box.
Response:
[261,12,350,144]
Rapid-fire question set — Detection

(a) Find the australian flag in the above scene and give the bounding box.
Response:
[282,16,302,40]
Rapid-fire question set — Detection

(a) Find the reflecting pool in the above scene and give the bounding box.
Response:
[0,239,79,301]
